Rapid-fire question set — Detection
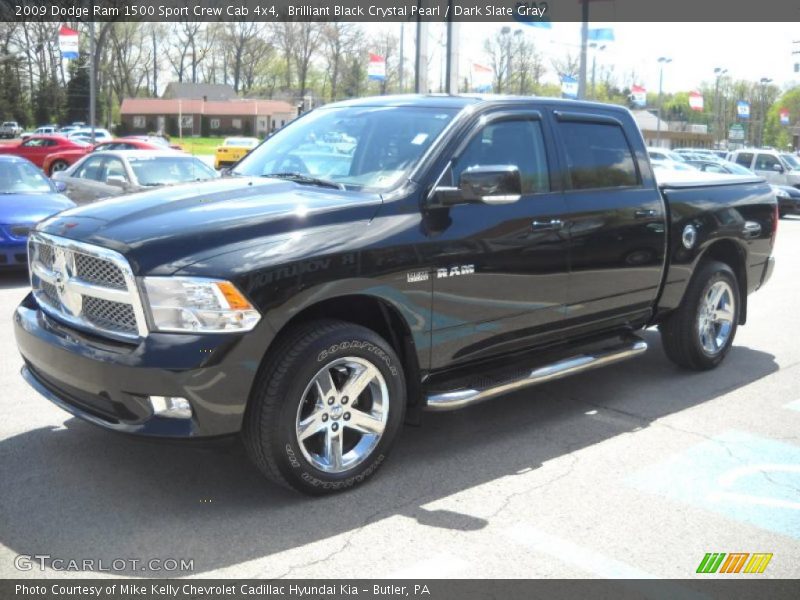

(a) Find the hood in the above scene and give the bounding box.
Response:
[0,192,76,224]
[36,177,382,274]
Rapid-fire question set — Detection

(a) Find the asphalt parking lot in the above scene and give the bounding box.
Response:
[0,218,799,580]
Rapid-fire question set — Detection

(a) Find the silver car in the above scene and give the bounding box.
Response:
[53,150,218,204]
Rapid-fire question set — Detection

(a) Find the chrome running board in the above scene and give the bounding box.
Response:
[424,337,648,411]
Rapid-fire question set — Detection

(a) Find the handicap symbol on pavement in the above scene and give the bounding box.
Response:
[628,430,800,539]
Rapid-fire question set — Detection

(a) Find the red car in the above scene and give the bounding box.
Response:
[42,138,169,176]
[0,135,89,169]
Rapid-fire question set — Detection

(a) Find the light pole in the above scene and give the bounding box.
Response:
[589,43,606,100]
[713,67,727,146]
[758,77,773,148]
[656,57,672,146]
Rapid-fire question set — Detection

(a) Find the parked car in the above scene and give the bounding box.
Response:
[684,160,754,175]
[53,150,218,203]
[0,135,89,169]
[15,96,777,494]
[42,138,169,176]
[122,135,184,152]
[646,147,686,162]
[674,148,721,162]
[650,158,698,172]
[772,184,800,217]
[0,121,23,139]
[67,128,112,143]
[214,136,260,169]
[21,126,59,140]
[728,148,800,187]
[0,156,75,268]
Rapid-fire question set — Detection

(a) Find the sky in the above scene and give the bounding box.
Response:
[391,22,800,94]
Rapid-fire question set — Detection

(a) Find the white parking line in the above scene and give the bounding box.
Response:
[382,552,470,579]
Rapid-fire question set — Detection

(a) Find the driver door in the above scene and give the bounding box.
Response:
[425,111,570,369]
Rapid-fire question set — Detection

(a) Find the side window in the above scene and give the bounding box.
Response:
[103,157,128,182]
[559,120,638,189]
[452,119,549,194]
[735,152,754,168]
[74,156,106,181]
[755,153,780,170]
[21,139,42,148]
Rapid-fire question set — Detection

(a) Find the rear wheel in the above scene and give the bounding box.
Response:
[243,319,405,495]
[49,160,69,175]
[660,260,739,370]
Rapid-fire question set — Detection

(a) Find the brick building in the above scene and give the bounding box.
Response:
[120,98,297,137]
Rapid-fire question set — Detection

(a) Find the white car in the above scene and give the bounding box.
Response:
[21,126,59,139]
[67,128,112,142]
[647,147,686,162]
[727,148,800,187]
[650,158,699,172]
[53,150,219,204]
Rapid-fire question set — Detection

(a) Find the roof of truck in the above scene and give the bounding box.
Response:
[326,94,633,114]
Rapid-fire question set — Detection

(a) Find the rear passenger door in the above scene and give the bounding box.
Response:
[554,111,666,332]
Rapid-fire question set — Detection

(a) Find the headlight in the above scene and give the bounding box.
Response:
[770,185,790,200]
[142,277,260,333]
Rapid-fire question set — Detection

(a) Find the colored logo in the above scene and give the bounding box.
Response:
[696,552,772,574]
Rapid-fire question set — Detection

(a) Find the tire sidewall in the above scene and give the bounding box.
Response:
[270,328,406,494]
[691,267,739,367]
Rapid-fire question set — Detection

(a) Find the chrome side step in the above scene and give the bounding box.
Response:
[424,337,648,411]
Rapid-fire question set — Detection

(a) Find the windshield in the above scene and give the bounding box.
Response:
[128,156,218,186]
[725,162,753,175]
[0,160,52,193]
[780,154,800,170]
[233,105,458,191]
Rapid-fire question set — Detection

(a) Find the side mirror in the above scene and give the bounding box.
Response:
[52,180,67,193]
[773,163,784,173]
[106,176,128,189]
[432,165,522,207]
[459,165,522,204]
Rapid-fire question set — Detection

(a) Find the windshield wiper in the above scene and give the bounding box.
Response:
[263,172,344,190]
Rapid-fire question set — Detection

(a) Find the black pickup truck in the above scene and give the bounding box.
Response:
[14,95,777,494]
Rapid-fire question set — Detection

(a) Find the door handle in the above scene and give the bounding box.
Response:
[531,219,564,231]
[634,209,657,219]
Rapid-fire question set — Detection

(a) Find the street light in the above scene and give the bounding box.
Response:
[758,77,773,147]
[713,67,728,146]
[656,57,672,146]
[589,43,607,100]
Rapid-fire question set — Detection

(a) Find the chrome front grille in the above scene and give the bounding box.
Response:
[28,232,148,341]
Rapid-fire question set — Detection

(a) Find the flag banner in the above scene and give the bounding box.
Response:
[780,108,790,125]
[561,75,578,99]
[58,25,79,60]
[367,53,385,81]
[737,100,750,120]
[631,85,647,107]
[471,63,494,92]
[588,27,615,41]
[689,91,704,112]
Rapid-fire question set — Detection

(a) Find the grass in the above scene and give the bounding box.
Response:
[171,137,227,156]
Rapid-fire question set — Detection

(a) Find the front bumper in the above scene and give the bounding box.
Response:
[0,238,28,267]
[14,293,267,438]
[778,196,800,215]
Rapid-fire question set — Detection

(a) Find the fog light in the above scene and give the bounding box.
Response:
[150,396,192,419]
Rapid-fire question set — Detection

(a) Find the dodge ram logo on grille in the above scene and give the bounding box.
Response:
[52,249,82,317]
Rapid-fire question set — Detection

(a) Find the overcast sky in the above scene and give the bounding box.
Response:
[395,22,800,93]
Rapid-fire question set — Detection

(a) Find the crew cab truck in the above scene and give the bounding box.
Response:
[0,121,22,138]
[14,96,777,494]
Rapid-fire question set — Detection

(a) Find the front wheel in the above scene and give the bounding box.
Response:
[660,260,740,370]
[49,160,69,175]
[243,319,406,495]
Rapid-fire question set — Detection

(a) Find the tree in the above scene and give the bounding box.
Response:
[64,55,90,124]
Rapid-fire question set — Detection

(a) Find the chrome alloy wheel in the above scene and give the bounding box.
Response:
[697,280,735,355]
[295,357,389,474]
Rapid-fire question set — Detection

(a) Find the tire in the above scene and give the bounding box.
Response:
[659,260,740,371]
[49,160,69,175]
[243,319,406,495]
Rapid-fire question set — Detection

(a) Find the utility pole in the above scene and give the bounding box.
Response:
[656,57,671,146]
[89,20,96,144]
[578,0,589,99]
[713,67,727,146]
